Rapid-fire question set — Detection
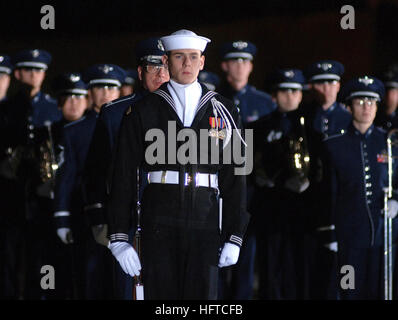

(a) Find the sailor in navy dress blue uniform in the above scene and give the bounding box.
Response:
[217,40,275,300]
[53,64,125,299]
[0,54,12,102]
[302,60,351,299]
[251,68,312,299]
[375,72,398,130]
[107,30,249,300]
[0,49,61,299]
[319,76,398,299]
[82,38,169,299]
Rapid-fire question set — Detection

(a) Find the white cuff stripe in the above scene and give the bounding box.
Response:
[317,225,335,232]
[229,235,243,246]
[54,211,71,217]
[110,233,129,241]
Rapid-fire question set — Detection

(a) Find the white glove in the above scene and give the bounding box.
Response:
[387,200,398,219]
[284,176,310,193]
[57,227,74,244]
[324,241,338,252]
[218,243,240,268]
[109,242,141,277]
[91,224,110,247]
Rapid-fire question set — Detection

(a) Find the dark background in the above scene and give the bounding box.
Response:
[1,0,398,95]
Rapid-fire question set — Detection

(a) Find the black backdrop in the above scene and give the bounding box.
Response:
[0,0,397,96]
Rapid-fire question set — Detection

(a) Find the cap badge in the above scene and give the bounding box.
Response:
[284,70,295,78]
[101,65,114,74]
[358,76,374,86]
[69,74,80,82]
[0,56,3,62]
[232,41,248,50]
[157,40,165,51]
[32,49,40,58]
[317,63,332,71]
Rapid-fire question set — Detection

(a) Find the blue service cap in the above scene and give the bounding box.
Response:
[135,37,165,66]
[52,72,88,97]
[12,49,52,70]
[305,60,344,83]
[122,69,138,85]
[0,55,13,74]
[83,64,126,88]
[220,41,257,61]
[381,70,398,89]
[198,71,220,91]
[271,68,306,90]
[339,75,385,102]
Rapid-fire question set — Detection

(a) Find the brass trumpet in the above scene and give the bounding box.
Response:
[285,116,311,193]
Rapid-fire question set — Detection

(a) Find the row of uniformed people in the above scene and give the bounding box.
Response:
[0,39,168,299]
[1,36,398,299]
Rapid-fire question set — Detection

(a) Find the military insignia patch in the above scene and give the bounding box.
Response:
[377,151,388,163]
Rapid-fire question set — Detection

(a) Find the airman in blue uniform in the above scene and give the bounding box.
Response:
[0,49,61,299]
[0,54,13,102]
[199,70,220,91]
[218,41,276,125]
[218,40,276,300]
[303,60,351,299]
[120,69,138,97]
[375,71,398,130]
[251,68,311,299]
[82,38,169,299]
[53,63,125,299]
[318,75,398,299]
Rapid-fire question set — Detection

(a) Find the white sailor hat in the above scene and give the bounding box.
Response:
[160,29,211,52]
